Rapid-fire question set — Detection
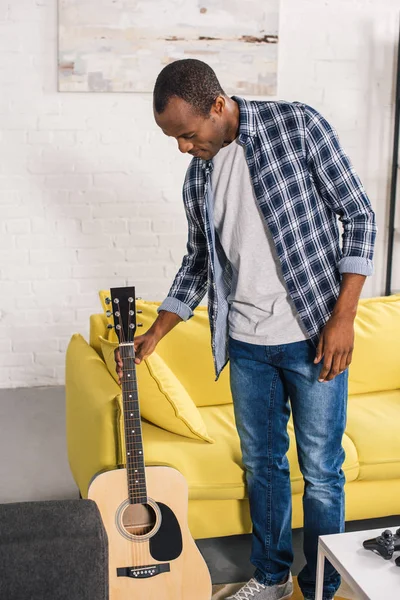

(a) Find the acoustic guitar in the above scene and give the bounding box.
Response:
[88,286,212,599]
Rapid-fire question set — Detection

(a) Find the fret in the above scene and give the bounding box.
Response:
[125,442,145,447]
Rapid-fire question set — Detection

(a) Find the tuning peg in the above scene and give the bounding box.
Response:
[137,310,143,314]
[105,297,111,304]
[136,297,142,300]
[106,310,112,317]
[107,324,114,329]
[137,323,143,327]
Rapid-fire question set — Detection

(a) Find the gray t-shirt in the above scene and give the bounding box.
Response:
[211,138,309,345]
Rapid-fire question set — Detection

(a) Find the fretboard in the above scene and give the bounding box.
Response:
[120,343,147,505]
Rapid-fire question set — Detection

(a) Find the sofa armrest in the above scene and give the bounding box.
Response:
[65,333,121,497]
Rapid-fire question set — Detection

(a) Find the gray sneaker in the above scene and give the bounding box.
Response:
[225,572,293,600]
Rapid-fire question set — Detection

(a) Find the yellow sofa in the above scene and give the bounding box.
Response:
[66,292,400,540]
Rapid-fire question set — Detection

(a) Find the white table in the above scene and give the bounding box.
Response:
[316,526,400,599]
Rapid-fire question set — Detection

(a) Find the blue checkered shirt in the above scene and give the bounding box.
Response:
[158,96,377,381]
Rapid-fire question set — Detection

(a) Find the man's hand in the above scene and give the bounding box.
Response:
[114,331,160,385]
[314,272,366,382]
[114,311,183,385]
[314,313,355,382]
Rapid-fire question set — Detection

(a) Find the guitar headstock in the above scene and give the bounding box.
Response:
[105,286,143,345]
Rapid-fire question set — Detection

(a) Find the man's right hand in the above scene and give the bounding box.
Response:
[114,310,182,385]
[114,331,160,385]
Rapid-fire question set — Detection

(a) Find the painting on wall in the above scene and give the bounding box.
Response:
[58,0,279,95]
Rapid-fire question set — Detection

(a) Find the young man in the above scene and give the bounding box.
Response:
[116,59,377,600]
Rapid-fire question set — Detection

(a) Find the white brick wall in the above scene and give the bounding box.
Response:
[0,0,399,388]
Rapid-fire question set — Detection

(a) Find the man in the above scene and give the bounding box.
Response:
[116,59,377,600]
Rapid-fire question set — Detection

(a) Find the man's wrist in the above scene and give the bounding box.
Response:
[148,310,183,342]
[331,273,366,320]
[331,304,357,320]
[148,323,164,342]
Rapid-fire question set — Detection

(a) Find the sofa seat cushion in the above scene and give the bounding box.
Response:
[139,405,244,501]
[346,389,400,481]
[138,404,359,501]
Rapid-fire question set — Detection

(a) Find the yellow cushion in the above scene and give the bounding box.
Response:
[346,389,400,481]
[89,313,107,355]
[99,335,120,384]
[100,335,214,443]
[349,294,400,395]
[132,403,359,501]
[99,290,232,407]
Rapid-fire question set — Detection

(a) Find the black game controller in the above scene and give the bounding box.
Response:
[394,528,400,552]
[363,528,400,560]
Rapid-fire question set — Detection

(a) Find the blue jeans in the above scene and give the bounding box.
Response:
[228,336,348,600]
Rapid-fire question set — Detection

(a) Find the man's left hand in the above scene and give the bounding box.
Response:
[314,313,355,382]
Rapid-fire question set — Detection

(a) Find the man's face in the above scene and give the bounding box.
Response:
[154,96,229,161]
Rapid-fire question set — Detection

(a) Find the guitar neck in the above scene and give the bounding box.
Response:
[120,343,147,505]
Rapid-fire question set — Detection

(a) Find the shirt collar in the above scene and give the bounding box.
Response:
[231,95,257,138]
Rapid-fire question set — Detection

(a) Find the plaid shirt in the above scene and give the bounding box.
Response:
[158,96,377,381]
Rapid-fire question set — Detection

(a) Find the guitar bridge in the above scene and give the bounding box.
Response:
[117,563,170,579]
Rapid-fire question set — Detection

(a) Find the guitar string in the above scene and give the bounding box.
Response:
[131,345,148,567]
[115,297,142,568]
[120,296,148,566]
[126,297,145,567]
[121,304,143,568]
[127,295,148,567]
[117,305,143,503]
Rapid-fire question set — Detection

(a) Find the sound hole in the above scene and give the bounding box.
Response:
[122,502,157,537]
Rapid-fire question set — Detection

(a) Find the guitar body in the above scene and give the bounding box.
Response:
[88,465,212,600]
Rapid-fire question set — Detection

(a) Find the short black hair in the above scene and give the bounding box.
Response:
[153,59,225,117]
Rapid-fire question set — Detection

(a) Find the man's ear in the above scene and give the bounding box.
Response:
[212,95,226,117]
